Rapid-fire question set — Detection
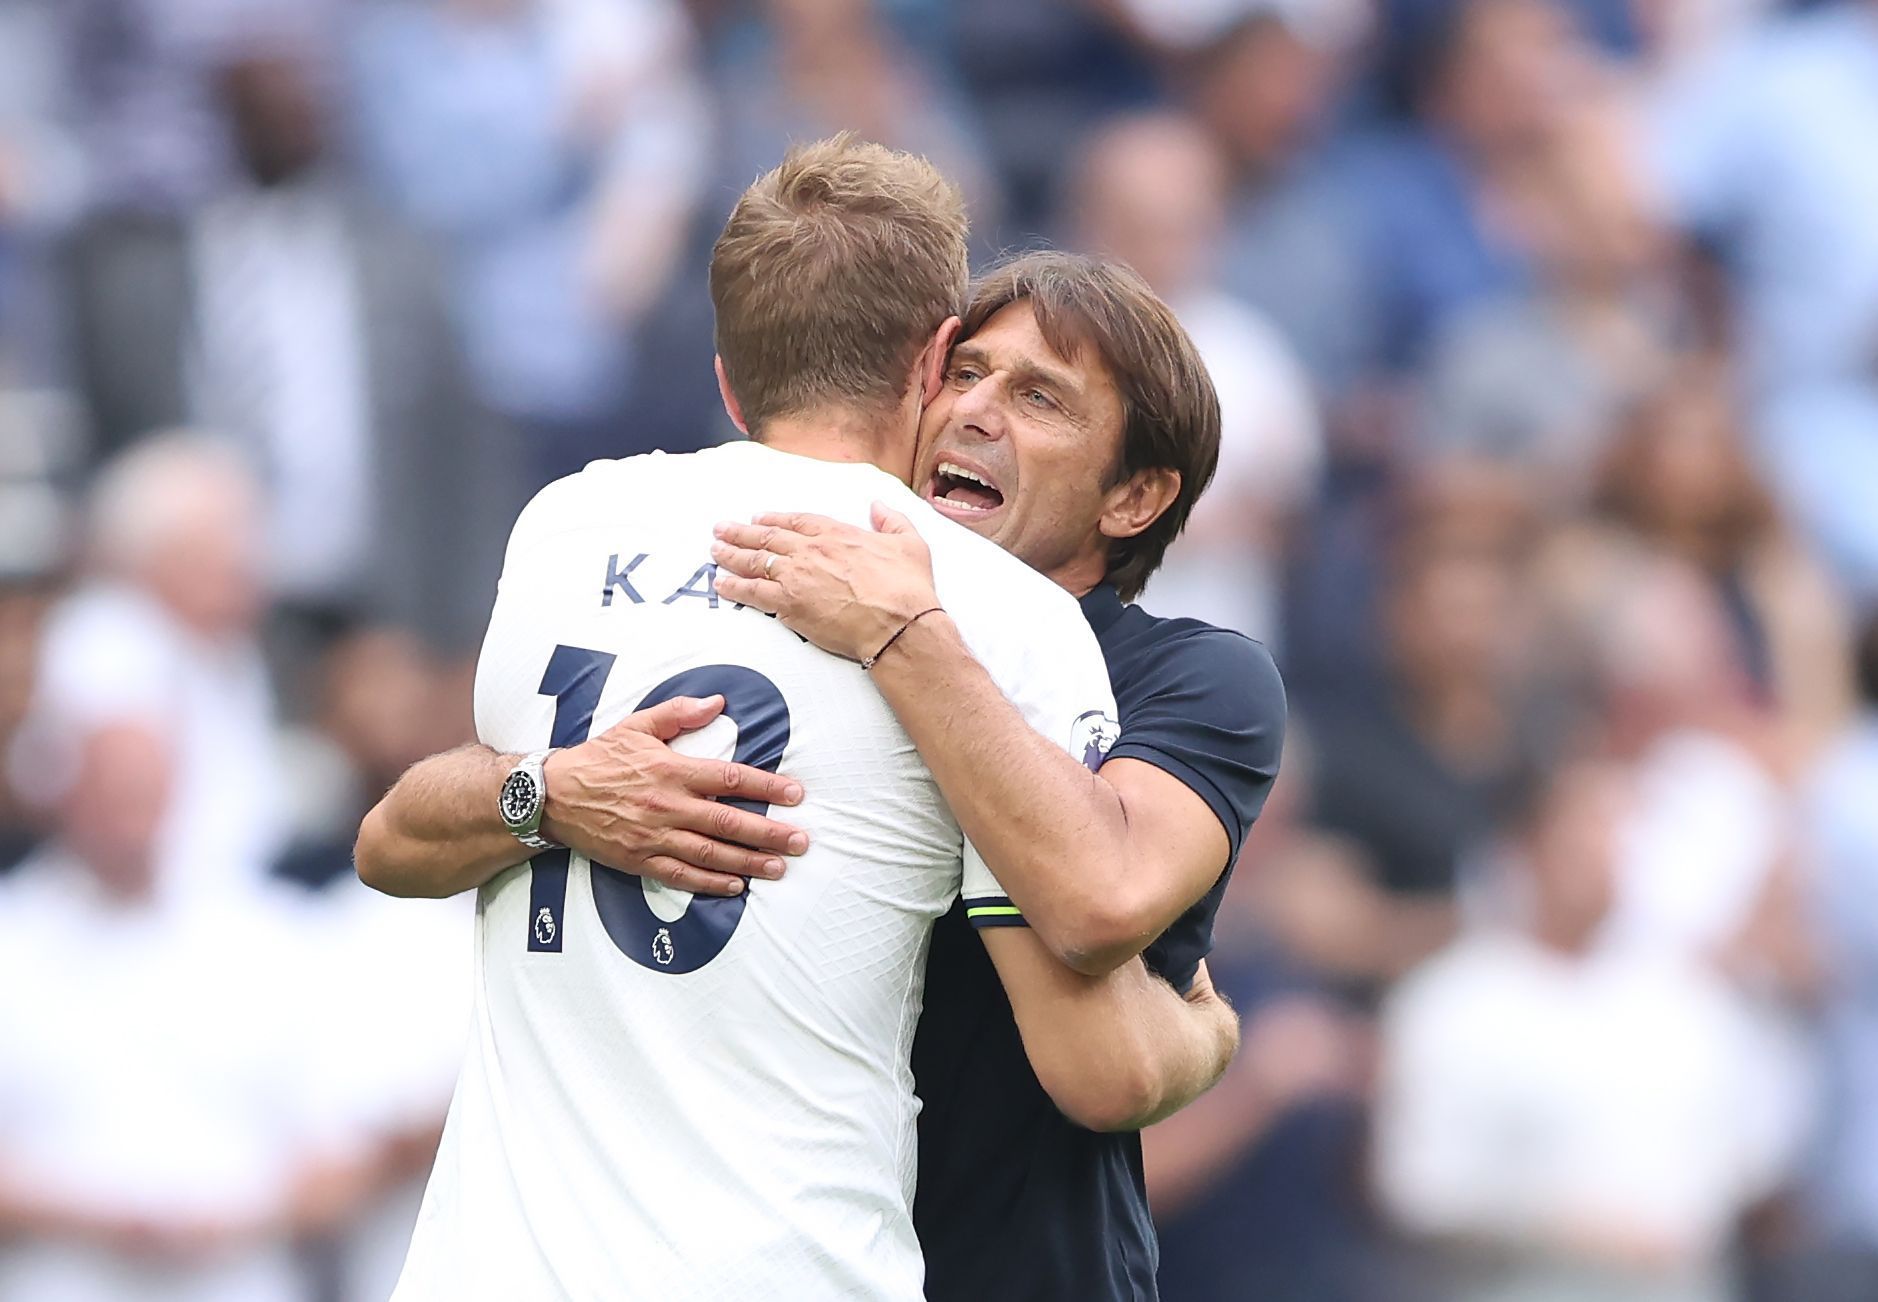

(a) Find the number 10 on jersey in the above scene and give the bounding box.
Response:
[528,645,792,975]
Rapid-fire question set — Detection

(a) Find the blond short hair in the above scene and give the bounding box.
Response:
[709,134,970,433]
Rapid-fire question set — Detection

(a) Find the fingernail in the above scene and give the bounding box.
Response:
[727,878,746,895]
[713,523,730,537]
[782,782,804,804]
[763,859,785,879]
[787,832,809,855]
[709,541,727,556]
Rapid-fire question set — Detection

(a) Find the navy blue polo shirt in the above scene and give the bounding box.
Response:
[912,583,1287,1302]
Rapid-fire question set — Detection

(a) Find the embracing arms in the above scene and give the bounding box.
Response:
[986,935,1240,1131]
[355,694,810,900]
[712,507,1252,975]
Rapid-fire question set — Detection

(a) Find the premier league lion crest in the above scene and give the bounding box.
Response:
[1070,710,1121,772]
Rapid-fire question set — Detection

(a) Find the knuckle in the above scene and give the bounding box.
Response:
[719,761,744,791]
[709,803,739,836]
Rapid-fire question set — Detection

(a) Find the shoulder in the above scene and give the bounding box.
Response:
[1117,611,1286,730]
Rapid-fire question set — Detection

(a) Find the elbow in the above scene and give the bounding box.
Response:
[1040,884,1163,978]
[1031,1029,1166,1133]
[353,809,415,898]
[1041,1059,1165,1134]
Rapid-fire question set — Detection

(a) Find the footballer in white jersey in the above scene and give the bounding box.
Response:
[392,440,1116,1301]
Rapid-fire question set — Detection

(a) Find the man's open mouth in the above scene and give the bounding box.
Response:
[926,457,1006,518]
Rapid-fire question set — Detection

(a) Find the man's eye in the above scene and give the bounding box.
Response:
[1024,388,1054,409]
[950,366,982,385]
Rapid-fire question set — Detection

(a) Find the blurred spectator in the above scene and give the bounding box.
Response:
[1304,528,1554,991]
[1573,553,1801,962]
[65,37,519,656]
[1803,618,1878,1301]
[1067,110,1322,644]
[0,716,375,1302]
[1416,101,1681,491]
[1542,362,1854,760]
[1184,12,1362,395]
[1375,756,1784,1302]
[1340,0,1606,379]
[16,433,284,903]
[353,0,709,483]
[1569,556,1817,1200]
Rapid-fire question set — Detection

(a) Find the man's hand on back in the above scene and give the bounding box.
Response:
[356,695,811,901]
[712,505,939,664]
[544,694,810,895]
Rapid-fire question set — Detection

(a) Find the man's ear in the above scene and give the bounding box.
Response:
[1098,467,1182,543]
[715,356,749,435]
[918,316,963,408]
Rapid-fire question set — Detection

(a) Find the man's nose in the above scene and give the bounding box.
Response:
[952,378,1008,441]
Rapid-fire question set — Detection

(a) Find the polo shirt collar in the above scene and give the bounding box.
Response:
[1078,583,1127,636]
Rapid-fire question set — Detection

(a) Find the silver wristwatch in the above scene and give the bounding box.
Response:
[499,749,559,851]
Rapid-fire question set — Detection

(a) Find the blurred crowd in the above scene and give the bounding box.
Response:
[1,0,1877,1300]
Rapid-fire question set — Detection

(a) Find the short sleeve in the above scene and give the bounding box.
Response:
[1107,627,1285,868]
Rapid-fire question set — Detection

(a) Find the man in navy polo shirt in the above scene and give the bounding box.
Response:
[713,250,1285,1300]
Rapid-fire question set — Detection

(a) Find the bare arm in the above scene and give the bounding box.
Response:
[870,617,1228,971]
[356,695,810,900]
[981,932,1239,1132]
[713,511,1230,973]
[356,744,524,899]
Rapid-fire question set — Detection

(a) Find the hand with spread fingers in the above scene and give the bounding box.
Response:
[543,694,810,898]
[712,503,942,665]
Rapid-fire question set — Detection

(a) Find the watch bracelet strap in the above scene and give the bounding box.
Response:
[508,749,560,850]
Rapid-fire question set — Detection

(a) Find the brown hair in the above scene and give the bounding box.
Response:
[963,251,1221,600]
[710,134,970,433]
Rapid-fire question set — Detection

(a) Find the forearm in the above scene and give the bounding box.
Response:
[987,932,1238,1133]
[355,744,529,899]
[1136,978,1241,1126]
[870,615,1144,971]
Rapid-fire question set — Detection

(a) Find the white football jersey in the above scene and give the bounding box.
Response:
[393,441,1116,1301]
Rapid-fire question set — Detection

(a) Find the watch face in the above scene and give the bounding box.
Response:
[500,769,540,829]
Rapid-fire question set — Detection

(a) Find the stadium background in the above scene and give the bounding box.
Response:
[2,0,1877,1299]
